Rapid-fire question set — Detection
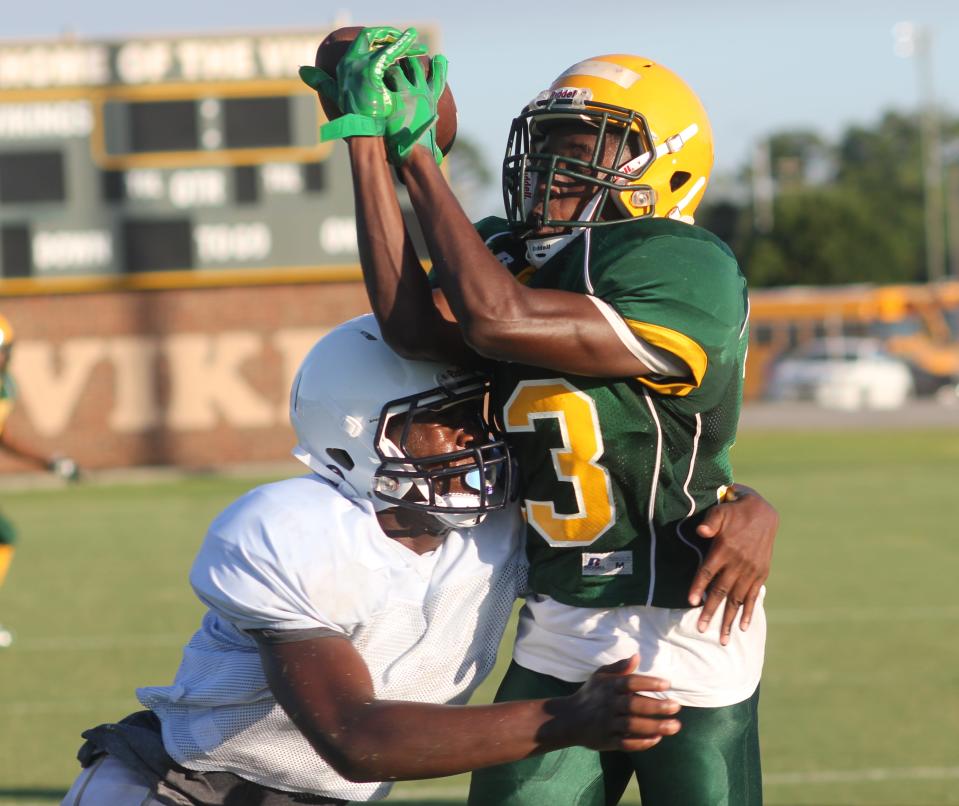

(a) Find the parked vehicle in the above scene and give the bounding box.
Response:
[766,337,914,410]
[746,281,959,401]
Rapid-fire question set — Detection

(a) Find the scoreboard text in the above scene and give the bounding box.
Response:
[0,30,425,284]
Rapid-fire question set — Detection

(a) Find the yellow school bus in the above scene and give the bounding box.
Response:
[746,281,959,399]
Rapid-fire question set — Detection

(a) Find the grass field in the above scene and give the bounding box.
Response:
[0,428,957,805]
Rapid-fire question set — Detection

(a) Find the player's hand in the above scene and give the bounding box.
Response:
[383,52,448,166]
[300,26,426,141]
[557,654,681,752]
[49,455,81,482]
[688,485,778,644]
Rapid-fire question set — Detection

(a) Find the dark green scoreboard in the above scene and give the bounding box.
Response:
[0,29,436,283]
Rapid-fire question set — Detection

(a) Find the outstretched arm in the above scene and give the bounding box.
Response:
[0,430,79,480]
[346,136,469,363]
[397,148,656,378]
[257,635,680,783]
[314,27,470,364]
[322,29,654,377]
[0,430,49,469]
[320,29,665,378]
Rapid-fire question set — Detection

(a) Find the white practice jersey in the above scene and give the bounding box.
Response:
[137,474,526,802]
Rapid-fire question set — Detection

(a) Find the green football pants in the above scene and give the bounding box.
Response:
[0,509,16,546]
[468,661,762,806]
[0,510,16,588]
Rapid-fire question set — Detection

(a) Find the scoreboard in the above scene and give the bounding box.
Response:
[0,29,435,284]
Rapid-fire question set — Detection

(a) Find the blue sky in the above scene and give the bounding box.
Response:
[6,0,959,199]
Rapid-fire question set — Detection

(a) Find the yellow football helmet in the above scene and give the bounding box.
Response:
[503,54,714,232]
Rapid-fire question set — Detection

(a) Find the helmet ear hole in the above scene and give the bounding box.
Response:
[670,171,692,192]
[325,448,355,471]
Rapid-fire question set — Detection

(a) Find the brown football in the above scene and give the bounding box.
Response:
[312,26,457,155]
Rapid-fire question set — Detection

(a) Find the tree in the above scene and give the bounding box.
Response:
[702,110,959,287]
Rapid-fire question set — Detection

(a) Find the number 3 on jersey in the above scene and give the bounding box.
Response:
[504,379,616,546]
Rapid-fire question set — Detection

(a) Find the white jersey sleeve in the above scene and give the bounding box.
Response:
[189,475,391,638]
[586,294,688,377]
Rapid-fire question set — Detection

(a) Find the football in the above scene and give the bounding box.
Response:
[311,26,458,155]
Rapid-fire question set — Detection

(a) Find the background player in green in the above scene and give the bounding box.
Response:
[307,29,777,805]
[0,314,80,647]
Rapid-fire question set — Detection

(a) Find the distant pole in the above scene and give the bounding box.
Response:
[941,140,959,280]
[894,22,946,283]
[947,163,959,279]
[751,139,774,234]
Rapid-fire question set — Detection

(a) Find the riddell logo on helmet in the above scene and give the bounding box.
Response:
[619,153,653,178]
[523,170,534,201]
[548,87,592,103]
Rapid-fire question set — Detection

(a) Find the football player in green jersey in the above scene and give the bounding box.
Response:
[309,30,776,806]
[0,314,80,648]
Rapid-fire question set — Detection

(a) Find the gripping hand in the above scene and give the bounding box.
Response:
[384,53,448,165]
[299,27,426,140]
[558,655,681,752]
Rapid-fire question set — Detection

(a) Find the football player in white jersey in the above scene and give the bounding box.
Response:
[61,315,685,806]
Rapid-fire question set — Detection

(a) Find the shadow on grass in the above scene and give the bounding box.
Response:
[0,790,67,802]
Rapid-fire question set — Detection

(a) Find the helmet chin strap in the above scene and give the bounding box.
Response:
[383,489,487,537]
[380,506,454,538]
[524,192,604,268]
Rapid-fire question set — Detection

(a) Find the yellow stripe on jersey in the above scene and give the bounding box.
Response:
[0,545,14,587]
[624,319,708,397]
[513,266,537,286]
[0,397,12,436]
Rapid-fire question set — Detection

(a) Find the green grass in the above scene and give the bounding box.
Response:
[1,430,958,805]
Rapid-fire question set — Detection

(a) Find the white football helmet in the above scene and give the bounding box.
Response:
[290,315,513,531]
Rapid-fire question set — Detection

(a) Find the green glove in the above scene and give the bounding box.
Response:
[298,27,426,141]
[384,53,449,166]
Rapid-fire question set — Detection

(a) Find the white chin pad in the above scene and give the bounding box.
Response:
[433,492,486,529]
[525,231,581,268]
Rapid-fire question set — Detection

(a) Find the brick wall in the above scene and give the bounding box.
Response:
[0,281,372,472]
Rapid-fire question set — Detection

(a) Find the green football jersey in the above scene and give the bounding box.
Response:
[475,216,748,609]
[0,372,15,437]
